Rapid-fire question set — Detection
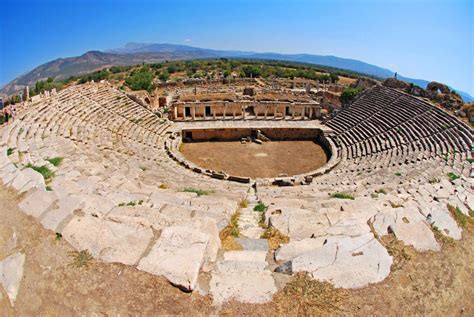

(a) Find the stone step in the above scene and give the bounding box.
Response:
[235,238,268,251]
[223,250,267,262]
[216,260,267,274]
[240,227,265,239]
[210,270,277,305]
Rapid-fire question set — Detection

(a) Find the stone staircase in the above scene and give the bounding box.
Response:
[239,187,265,239]
[209,187,277,304]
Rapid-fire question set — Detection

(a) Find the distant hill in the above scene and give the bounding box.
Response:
[2,42,472,102]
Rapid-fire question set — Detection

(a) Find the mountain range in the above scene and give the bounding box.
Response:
[2,42,472,102]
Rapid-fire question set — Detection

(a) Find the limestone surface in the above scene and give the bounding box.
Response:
[138,226,209,291]
[0,253,25,307]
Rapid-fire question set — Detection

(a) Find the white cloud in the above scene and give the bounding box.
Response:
[184,38,192,43]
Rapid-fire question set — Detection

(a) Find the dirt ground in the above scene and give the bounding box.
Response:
[180,140,328,178]
[0,184,473,316]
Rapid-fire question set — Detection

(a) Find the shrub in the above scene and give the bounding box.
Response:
[395,172,402,176]
[330,192,354,200]
[158,70,170,82]
[7,148,14,156]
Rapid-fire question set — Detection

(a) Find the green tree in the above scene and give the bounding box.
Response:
[167,65,178,74]
[330,73,339,83]
[241,65,261,78]
[125,69,154,91]
[340,87,363,105]
[159,70,170,82]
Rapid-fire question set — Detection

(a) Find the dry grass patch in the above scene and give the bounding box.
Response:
[239,199,248,208]
[274,272,349,315]
[261,227,289,250]
[219,211,243,251]
[380,234,416,271]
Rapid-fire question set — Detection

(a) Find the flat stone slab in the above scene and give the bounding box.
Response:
[427,204,462,240]
[63,215,153,266]
[138,226,209,291]
[210,270,277,305]
[18,189,58,218]
[289,233,393,288]
[40,196,84,232]
[275,237,327,262]
[391,221,440,251]
[223,250,267,262]
[0,252,25,307]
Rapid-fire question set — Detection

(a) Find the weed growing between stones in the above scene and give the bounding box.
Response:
[330,192,354,200]
[118,200,143,207]
[47,156,64,167]
[431,225,454,245]
[447,204,474,228]
[25,163,54,181]
[239,199,249,208]
[390,201,403,208]
[182,187,213,196]
[447,172,460,181]
[7,147,14,156]
[68,250,93,268]
[219,211,243,251]
[159,183,169,189]
[253,202,268,212]
[261,227,289,250]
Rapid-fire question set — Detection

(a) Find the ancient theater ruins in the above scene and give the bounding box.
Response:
[0,68,472,306]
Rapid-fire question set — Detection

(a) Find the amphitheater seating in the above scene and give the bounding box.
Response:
[0,82,472,304]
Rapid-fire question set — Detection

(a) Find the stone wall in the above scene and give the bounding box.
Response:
[172,101,321,120]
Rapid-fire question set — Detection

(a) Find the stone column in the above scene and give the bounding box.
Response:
[309,107,313,119]
[291,106,295,119]
[264,106,268,119]
[213,106,216,120]
[242,106,246,120]
[174,106,178,120]
[223,104,227,120]
[273,105,277,119]
[192,106,196,120]
[283,104,286,118]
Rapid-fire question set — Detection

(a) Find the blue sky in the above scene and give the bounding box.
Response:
[1,0,473,95]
